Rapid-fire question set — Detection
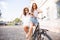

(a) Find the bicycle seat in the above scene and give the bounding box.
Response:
[40,29,48,34]
[41,29,48,31]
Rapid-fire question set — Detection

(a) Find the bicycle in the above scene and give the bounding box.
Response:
[30,16,52,40]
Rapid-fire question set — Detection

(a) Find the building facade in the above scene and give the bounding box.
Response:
[30,0,60,20]
[30,0,60,33]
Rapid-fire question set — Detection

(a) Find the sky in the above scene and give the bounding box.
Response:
[0,0,59,22]
[0,0,30,21]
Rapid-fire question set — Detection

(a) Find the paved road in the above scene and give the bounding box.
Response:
[0,26,60,40]
[0,26,26,40]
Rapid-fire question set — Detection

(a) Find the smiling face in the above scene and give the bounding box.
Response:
[32,3,37,10]
[23,7,29,16]
[24,8,29,13]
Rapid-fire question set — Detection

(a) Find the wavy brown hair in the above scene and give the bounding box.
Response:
[23,7,29,16]
[31,3,38,12]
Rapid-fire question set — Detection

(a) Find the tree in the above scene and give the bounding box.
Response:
[13,18,22,23]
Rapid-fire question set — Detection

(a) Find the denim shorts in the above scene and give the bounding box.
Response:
[30,17,38,26]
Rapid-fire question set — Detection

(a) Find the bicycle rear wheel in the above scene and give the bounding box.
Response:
[41,34,49,40]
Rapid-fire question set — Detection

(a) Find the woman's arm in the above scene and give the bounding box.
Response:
[38,9,43,14]
[30,12,35,17]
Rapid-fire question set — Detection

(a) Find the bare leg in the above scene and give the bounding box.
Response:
[26,22,34,40]
[23,26,30,40]
[24,26,29,33]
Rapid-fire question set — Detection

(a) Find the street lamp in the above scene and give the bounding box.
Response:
[0,10,2,18]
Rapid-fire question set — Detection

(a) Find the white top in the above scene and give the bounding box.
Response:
[33,10,38,17]
[21,13,31,27]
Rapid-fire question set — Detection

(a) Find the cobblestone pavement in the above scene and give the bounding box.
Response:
[0,26,60,40]
[0,26,26,40]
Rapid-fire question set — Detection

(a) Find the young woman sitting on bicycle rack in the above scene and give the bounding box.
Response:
[21,7,37,40]
[21,7,31,40]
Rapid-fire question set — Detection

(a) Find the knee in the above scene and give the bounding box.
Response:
[24,26,29,33]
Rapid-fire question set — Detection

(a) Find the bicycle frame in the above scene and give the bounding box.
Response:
[31,23,41,40]
[30,16,47,40]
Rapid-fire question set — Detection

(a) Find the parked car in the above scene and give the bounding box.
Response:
[0,21,7,25]
[15,22,22,25]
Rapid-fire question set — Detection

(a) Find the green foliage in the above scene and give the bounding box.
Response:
[13,18,22,23]
[7,22,14,26]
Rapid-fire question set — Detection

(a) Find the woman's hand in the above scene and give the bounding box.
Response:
[38,9,43,14]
